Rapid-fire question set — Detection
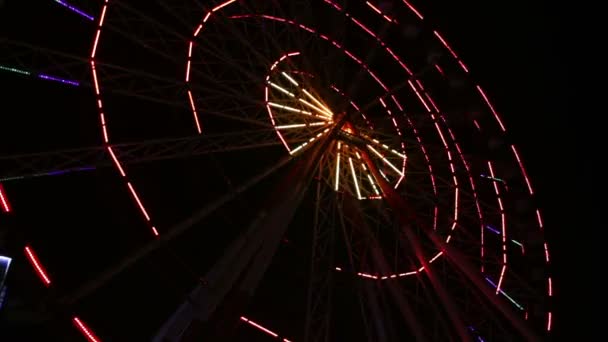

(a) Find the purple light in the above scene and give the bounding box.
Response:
[47,166,95,176]
[38,74,80,87]
[485,225,500,235]
[467,326,486,342]
[54,0,94,21]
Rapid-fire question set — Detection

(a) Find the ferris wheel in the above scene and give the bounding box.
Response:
[0,0,553,341]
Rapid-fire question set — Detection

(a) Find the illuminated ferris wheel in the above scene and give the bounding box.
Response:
[0,0,553,341]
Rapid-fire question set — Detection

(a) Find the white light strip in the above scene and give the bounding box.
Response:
[268,102,312,115]
[289,128,330,155]
[303,89,334,115]
[367,145,403,176]
[290,142,308,154]
[298,98,333,119]
[281,71,299,86]
[268,81,295,97]
[367,173,380,195]
[349,157,362,199]
[309,121,328,126]
[335,142,342,191]
[275,122,327,130]
[361,133,406,159]
[379,169,389,181]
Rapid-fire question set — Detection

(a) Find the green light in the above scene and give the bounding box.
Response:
[501,291,525,311]
[0,64,31,76]
[481,174,504,183]
[0,175,31,182]
[510,239,523,247]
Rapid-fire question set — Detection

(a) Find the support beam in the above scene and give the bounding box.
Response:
[153,134,334,341]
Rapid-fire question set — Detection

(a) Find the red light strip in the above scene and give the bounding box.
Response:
[510,144,534,195]
[434,63,444,76]
[91,0,158,237]
[407,80,431,112]
[365,1,397,23]
[73,316,101,342]
[322,0,342,11]
[433,31,469,73]
[413,82,465,246]
[184,0,238,134]
[488,161,508,294]
[212,0,236,12]
[401,0,424,20]
[473,119,481,131]
[0,183,11,212]
[322,1,414,75]
[240,316,281,338]
[186,89,202,133]
[24,245,51,286]
[535,205,552,330]
[536,209,544,229]
[425,90,485,271]
[127,182,151,221]
[476,85,507,132]
[106,146,126,177]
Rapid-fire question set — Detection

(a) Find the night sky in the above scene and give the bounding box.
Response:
[0,0,570,340]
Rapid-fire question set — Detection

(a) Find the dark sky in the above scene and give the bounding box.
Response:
[0,0,570,340]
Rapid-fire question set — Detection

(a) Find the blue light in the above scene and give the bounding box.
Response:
[467,326,486,342]
[0,255,11,282]
[485,225,500,234]
[0,286,6,311]
[0,255,11,310]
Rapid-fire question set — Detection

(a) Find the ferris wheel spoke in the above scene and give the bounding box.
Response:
[98,3,268,98]
[0,39,89,86]
[0,39,211,109]
[107,1,192,46]
[58,150,297,307]
[195,14,279,74]
[151,0,205,31]
[0,128,287,182]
